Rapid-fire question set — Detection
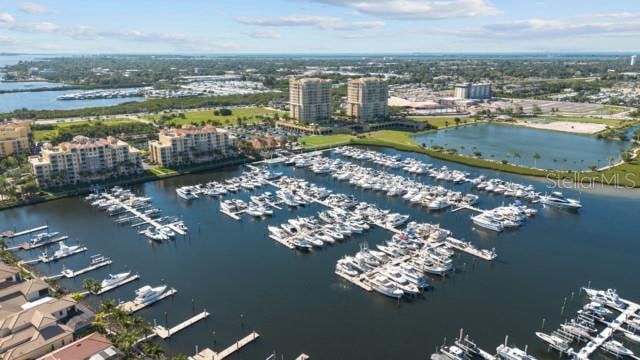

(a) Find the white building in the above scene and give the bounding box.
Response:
[289,78,332,123]
[148,125,236,167]
[347,77,389,122]
[632,55,637,66]
[454,83,492,100]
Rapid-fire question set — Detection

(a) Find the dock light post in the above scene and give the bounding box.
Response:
[164,311,168,329]
[192,298,195,314]
[541,318,546,329]
[213,331,216,347]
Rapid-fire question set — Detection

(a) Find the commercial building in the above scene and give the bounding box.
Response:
[454,83,492,100]
[148,125,237,167]
[289,78,332,123]
[632,55,637,66]
[28,136,142,188]
[347,77,389,122]
[0,121,31,158]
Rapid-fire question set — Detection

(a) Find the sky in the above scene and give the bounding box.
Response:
[0,0,639,54]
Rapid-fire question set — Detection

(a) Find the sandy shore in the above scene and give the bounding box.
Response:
[514,120,607,134]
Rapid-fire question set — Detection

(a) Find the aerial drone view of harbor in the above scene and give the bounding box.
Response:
[2,144,639,359]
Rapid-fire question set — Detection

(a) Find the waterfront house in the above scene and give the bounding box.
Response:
[38,332,122,360]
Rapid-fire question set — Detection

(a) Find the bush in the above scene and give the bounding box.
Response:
[219,108,233,116]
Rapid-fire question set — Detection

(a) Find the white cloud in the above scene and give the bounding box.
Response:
[246,28,281,39]
[19,2,46,14]
[575,12,640,20]
[236,14,384,31]
[310,0,499,20]
[0,12,15,24]
[432,17,640,40]
[11,21,60,32]
[0,34,16,44]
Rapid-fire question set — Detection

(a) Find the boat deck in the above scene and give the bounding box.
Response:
[119,288,177,314]
[190,331,260,360]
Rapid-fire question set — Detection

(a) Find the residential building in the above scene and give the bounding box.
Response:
[148,125,237,167]
[289,78,332,123]
[38,332,122,360]
[632,55,637,66]
[250,135,281,150]
[28,136,142,188]
[0,121,31,158]
[347,77,389,122]
[454,83,492,100]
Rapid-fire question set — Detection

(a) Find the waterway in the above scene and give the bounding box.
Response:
[0,81,65,91]
[1,147,638,359]
[413,123,631,171]
[0,89,144,112]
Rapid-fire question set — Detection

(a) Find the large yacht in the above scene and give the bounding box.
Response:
[369,275,404,299]
[540,192,582,209]
[100,271,131,288]
[176,186,199,200]
[602,340,634,357]
[535,332,570,352]
[496,344,538,360]
[134,285,168,305]
[471,214,504,232]
[30,232,60,245]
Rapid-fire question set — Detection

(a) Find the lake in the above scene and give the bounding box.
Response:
[412,123,630,170]
[0,89,143,112]
[1,147,638,359]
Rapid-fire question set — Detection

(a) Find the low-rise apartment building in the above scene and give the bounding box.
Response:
[28,136,142,188]
[0,121,31,158]
[148,125,237,167]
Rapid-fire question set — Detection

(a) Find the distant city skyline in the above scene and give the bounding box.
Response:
[0,0,639,54]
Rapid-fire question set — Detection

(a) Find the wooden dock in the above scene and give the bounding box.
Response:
[1,225,48,239]
[119,288,177,314]
[152,310,209,339]
[191,331,260,360]
[95,274,140,295]
[9,235,69,251]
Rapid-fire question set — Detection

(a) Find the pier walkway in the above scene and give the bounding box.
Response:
[8,235,68,251]
[575,298,640,359]
[1,225,48,239]
[102,193,185,235]
[153,311,209,339]
[190,331,260,360]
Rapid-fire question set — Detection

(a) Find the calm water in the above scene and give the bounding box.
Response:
[0,81,65,91]
[413,123,630,170]
[1,147,639,359]
[0,90,143,112]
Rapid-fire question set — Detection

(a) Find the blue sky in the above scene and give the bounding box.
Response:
[0,0,639,53]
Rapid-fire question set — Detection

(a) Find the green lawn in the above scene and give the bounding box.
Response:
[148,167,178,177]
[145,107,284,126]
[33,118,145,142]
[409,116,469,129]
[300,134,353,149]
[541,116,632,128]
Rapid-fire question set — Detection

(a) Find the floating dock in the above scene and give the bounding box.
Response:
[119,288,177,314]
[268,235,296,250]
[10,235,69,251]
[152,310,210,339]
[62,259,112,278]
[191,331,260,360]
[102,193,186,235]
[574,299,640,360]
[444,237,497,261]
[2,225,48,239]
[95,274,140,295]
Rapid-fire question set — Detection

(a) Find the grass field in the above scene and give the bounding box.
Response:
[33,118,144,142]
[409,116,471,129]
[148,167,179,177]
[145,107,284,126]
[300,134,353,149]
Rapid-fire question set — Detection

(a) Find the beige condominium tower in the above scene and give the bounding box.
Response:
[289,78,332,123]
[347,77,389,122]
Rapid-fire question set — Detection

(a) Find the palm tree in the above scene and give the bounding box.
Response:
[532,153,541,168]
[142,342,165,359]
[83,278,102,294]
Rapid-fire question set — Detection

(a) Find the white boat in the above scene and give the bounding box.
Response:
[582,288,627,310]
[369,275,404,299]
[30,232,60,245]
[602,340,634,357]
[246,207,265,217]
[293,238,313,251]
[540,192,581,209]
[159,226,175,238]
[471,214,504,232]
[496,344,537,360]
[39,242,86,262]
[440,345,465,360]
[134,284,168,305]
[583,301,612,316]
[101,271,131,288]
[176,187,198,200]
[535,332,569,351]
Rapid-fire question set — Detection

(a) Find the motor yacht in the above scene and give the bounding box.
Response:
[496,344,538,360]
[471,214,504,232]
[133,285,168,305]
[535,332,569,351]
[101,271,131,289]
[30,232,60,245]
[369,275,404,299]
[602,340,634,357]
[540,192,581,209]
[176,186,199,200]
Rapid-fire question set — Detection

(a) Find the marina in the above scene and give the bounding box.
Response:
[1,225,48,239]
[152,310,210,339]
[190,331,260,360]
[1,145,638,359]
